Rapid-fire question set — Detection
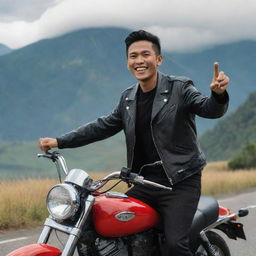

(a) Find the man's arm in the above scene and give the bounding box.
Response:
[38,96,124,151]
[183,62,230,118]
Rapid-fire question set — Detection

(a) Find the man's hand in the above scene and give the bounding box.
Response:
[210,62,229,94]
[38,138,58,152]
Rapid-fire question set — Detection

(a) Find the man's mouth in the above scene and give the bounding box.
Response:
[135,67,147,71]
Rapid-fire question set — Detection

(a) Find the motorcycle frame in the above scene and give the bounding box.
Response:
[38,194,95,256]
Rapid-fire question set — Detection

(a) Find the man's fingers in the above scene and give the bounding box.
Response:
[39,138,50,151]
[217,71,225,82]
[213,62,219,80]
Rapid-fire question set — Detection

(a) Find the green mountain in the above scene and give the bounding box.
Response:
[0,27,256,141]
[0,44,11,56]
[0,134,126,179]
[200,91,256,161]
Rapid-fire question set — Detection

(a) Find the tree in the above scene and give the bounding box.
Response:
[228,142,256,170]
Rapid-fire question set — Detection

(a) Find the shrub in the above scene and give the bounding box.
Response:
[228,142,256,170]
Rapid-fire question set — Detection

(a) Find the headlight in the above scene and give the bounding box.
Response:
[46,184,80,221]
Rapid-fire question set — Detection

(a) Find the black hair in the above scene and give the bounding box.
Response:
[125,30,161,56]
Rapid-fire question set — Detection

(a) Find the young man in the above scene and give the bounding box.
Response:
[39,30,229,255]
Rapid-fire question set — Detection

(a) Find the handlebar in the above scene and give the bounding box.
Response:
[89,167,172,191]
[37,151,68,175]
[37,151,172,191]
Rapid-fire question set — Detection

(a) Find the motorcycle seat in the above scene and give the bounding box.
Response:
[190,195,219,239]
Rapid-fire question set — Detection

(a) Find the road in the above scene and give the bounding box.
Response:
[217,189,256,255]
[1,190,256,255]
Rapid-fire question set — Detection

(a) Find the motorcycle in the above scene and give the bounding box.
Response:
[7,151,256,256]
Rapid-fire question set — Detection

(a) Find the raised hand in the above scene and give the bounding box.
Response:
[210,62,229,94]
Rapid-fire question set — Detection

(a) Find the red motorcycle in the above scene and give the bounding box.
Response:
[7,151,256,256]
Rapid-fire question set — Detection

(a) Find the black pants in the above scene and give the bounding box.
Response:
[126,172,201,256]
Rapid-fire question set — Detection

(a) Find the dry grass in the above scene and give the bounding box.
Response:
[0,179,56,229]
[1,162,256,230]
[202,162,256,195]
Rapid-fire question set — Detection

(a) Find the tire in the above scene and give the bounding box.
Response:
[195,231,231,256]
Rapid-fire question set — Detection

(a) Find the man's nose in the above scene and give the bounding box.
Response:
[135,55,145,64]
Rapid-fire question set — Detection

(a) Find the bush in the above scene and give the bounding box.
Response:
[228,142,256,170]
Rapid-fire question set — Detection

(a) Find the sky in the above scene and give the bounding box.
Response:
[0,0,255,52]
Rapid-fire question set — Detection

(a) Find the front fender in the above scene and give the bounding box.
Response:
[6,243,61,256]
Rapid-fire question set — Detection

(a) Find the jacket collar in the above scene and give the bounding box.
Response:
[125,71,171,121]
[126,71,169,101]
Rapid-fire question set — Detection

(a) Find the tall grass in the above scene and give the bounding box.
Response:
[1,162,256,230]
[202,161,256,195]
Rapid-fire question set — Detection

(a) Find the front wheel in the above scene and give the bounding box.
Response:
[195,231,231,256]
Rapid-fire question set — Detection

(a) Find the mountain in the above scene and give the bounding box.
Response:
[0,44,11,56]
[200,91,256,161]
[0,134,126,179]
[0,27,256,141]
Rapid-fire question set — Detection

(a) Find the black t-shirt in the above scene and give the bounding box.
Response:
[132,86,168,183]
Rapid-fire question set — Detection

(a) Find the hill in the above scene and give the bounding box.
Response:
[0,27,256,141]
[200,91,256,161]
[0,134,126,180]
[0,44,11,56]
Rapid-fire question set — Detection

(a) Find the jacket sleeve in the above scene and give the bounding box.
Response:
[182,81,229,118]
[57,96,124,149]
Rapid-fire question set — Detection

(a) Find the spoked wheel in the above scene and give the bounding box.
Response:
[195,231,231,256]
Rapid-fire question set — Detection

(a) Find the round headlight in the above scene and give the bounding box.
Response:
[46,184,80,221]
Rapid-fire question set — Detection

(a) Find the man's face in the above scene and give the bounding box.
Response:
[127,40,162,83]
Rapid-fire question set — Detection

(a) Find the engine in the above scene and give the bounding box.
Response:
[77,229,159,256]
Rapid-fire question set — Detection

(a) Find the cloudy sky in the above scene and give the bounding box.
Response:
[0,0,255,52]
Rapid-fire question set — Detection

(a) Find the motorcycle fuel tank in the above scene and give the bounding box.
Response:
[93,192,159,237]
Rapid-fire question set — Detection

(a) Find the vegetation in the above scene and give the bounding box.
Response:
[0,137,126,180]
[1,161,256,230]
[228,142,256,170]
[200,92,256,161]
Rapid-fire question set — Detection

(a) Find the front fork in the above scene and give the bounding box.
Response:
[38,195,95,256]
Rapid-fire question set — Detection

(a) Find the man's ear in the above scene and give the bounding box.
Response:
[157,55,163,66]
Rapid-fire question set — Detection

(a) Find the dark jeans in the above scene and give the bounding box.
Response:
[126,172,201,256]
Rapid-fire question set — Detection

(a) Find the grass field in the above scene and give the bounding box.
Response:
[1,161,256,230]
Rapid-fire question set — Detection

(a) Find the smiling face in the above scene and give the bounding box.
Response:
[127,40,162,87]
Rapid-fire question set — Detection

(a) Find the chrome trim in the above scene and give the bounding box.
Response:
[89,171,121,191]
[55,154,68,175]
[65,168,92,188]
[134,176,172,191]
[44,217,76,234]
[37,225,52,244]
[38,195,95,255]
[106,191,128,198]
[115,211,135,222]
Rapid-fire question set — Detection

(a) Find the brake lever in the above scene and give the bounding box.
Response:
[134,176,172,191]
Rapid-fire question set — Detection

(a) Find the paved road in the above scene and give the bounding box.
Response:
[217,190,256,256]
[1,190,256,255]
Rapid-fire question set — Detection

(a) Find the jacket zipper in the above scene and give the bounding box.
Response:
[150,122,173,186]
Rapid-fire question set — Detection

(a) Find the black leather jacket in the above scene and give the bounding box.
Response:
[57,72,229,185]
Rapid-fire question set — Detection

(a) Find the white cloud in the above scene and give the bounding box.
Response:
[0,0,61,22]
[0,0,256,52]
